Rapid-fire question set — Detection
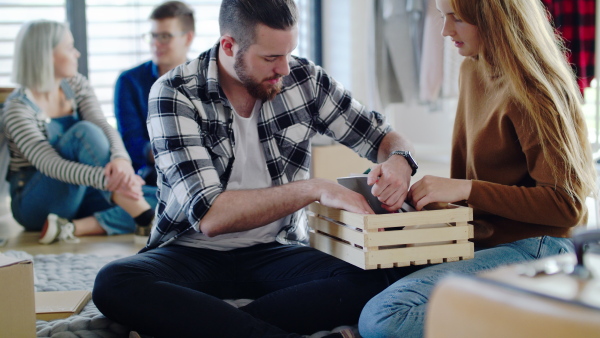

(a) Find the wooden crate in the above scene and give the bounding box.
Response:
[308,202,474,269]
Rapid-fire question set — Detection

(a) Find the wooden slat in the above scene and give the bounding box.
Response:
[311,233,475,270]
[365,243,474,267]
[310,232,366,269]
[309,203,368,229]
[362,207,472,230]
[364,224,471,247]
[311,217,471,248]
[309,216,366,247]
[307,202,473,230]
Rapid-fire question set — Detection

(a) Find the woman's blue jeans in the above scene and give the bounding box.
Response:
[358,236,574,338]
[9,117,157,234]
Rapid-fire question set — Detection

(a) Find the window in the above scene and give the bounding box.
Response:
[85,1,223,126]
[0,0,318,127]
[86,0,317,126]
[0,0,66,87]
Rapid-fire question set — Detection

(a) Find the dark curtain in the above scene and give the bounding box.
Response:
[541,0,596,93]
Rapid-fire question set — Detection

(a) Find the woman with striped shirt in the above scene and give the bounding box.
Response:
[3,20,157,244]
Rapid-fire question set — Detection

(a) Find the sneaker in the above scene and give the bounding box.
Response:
[133,224,151,245]
[39,214,80,244]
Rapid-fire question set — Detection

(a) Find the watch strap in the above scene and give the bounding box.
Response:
[389,150,418,176]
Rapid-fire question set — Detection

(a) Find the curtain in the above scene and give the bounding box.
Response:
[371,0,425,109]
[419,0,444,103]
[367,0,462,111]
[541,0,596,92]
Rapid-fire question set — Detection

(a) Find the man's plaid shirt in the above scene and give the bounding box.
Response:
[143,44,391,251]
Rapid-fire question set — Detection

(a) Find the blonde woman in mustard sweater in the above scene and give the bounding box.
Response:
[359,0,596,336]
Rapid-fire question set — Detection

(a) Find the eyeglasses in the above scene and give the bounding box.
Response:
[142,32,186,44]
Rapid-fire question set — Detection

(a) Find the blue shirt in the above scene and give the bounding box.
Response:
[144,44,391,251]
[114,60,159,172]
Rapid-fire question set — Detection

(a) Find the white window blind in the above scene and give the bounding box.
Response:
[0,0,67,87]
[86,0,314,126]
[0,0,314,127]
[85,0,222,126]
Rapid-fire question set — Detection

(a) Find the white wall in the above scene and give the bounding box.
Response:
[321,0,456,163]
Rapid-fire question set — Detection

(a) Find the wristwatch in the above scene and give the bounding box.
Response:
[389,150,418,176]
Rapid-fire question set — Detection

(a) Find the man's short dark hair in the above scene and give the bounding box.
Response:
[150,1,195,33]
[219,0,298,51]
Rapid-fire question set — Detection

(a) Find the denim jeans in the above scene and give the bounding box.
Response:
[358,236,574,338]
[9,116,157,234]
[93,243,397,338]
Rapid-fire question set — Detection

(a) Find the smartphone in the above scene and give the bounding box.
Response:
[337,175,416,214]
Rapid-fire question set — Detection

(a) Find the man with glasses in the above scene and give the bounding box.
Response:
[114,1,195,189]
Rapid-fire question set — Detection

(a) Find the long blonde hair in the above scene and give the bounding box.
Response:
[452,0,596,202]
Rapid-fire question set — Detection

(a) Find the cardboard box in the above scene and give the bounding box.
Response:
[35,290,91,321]
[0,254,36,338]
[312,144,373,181]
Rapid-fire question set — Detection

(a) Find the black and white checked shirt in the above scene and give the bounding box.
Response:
[144,44,391,251]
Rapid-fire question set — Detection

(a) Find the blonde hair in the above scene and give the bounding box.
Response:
[12,20,68,92]
[451,0,597,203]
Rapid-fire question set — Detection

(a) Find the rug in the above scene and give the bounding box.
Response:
[2,250,360,338]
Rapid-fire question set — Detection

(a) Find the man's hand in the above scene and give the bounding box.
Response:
[366,154,412,212]
[314,178,375,214]
[408,175,472,210]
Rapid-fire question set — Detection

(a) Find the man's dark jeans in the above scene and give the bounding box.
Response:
[93,242,396,338]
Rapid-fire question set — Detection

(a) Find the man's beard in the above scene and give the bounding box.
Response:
[234,52,282,101]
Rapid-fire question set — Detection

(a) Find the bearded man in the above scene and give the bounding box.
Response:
[93,1,418,337]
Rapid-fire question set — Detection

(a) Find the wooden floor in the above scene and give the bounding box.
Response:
[0,212,142,257]
[0,159,596,257]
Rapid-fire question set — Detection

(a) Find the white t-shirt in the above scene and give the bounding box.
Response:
[173,100,283,250]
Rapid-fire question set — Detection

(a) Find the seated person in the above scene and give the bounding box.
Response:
[358,0,596,337]
[3,20,158,244]
[114,1,195,186]
[92,0,419,336]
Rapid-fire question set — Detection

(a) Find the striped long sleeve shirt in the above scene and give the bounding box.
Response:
[2,74,130,190]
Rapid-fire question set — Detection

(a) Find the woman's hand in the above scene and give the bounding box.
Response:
[408,175,472,210]
[113,174,145,200]
[104,158,137,192]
